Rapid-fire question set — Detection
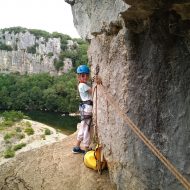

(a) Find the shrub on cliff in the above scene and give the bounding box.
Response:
[13,143,26,151]
[0,120,14,129]
[0,42,13,51]
[3,147,15,158]
[2,111,24,122]
[27,45,37,54]
[24,127,34,135]
[3,132,16,140]
[44,128,51,135]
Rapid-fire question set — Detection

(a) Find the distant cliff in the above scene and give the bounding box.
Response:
[0,27,87,75]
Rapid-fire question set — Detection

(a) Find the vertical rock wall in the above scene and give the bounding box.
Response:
[68,0,190,189]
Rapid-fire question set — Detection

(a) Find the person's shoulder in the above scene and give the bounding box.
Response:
[78,83,87,90]
[79,83,89,87]
[79,83,91,91]
[78,83,85,87]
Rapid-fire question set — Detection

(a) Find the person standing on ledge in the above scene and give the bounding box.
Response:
[72,65,93,154]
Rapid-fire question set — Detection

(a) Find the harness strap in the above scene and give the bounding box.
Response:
[82,100,93,106]
[80,115,92,121]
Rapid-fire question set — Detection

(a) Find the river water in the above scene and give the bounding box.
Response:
[24,111,79,135]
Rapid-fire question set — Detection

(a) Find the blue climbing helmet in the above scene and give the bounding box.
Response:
[76,65,90,74]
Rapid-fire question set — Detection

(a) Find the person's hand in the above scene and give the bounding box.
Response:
[93,76,102,85]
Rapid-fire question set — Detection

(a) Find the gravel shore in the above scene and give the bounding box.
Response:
[0,119,67,164]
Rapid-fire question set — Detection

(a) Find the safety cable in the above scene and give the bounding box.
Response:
[97,84,190,190]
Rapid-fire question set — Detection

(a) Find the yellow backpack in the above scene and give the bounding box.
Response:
[84,145,107,174]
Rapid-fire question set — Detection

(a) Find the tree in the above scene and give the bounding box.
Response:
[27,45,36,54]
[0,72,79,113]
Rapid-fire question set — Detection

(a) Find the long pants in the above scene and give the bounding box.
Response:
[77,117,92,147]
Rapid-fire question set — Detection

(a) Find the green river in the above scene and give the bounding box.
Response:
[24,111,79,135]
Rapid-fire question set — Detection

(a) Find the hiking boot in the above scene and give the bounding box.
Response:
[72,147,85,154]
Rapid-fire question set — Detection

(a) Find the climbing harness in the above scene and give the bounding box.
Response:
[82,100,93,106]
[96,83,190,190]
[79,101,92,129]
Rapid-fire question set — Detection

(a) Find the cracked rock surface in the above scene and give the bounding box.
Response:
[0,132,115,190]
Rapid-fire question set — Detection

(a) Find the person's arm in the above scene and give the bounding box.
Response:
[90,76,102,96]
[87,87,92,95]
[92,76,102,85]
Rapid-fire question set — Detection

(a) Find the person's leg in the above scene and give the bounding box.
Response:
[75,140,81,147]
[76,120,85,143]
[72,121,85,154]
[83,118,92,152]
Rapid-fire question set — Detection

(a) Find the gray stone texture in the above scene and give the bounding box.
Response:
[70,0,190,189]
[70,0,129,39]
[0,30,73,75]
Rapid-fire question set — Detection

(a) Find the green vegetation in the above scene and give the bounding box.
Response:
[0,27,89,71]
[0,120,14,129]
[4,147,15,158]
[0,111,29,159]
[4,132,16,140]
[48,52,54,57]
[25,121,32,128]
[16,127,22,132]
[1,27,27,34]
[0,112,31,148]
[27,45,36,54]
[3,142,26,158]
[0,72,79,113]
[17,133,25,139]
[44,128,51,135]
[51,32,71,50]
[24,127,34,135]
[56,40,88,70]
[29,29,51,40]
[0,111,25,131]
[0,42,13,51]
[0,110,79,159]
[13,143,26,151]
[0,27,87,113]
[2,110,24,122]
[54,59,64,71]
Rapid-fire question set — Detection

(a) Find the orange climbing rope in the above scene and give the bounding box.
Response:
[92,84,107,174]
[96,83,190,190]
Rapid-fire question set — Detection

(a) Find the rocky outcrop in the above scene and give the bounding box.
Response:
[0,30,76,75]
[0,50,55,75]
[0,132,115,190]
[69,0,129,39]
[68,0,190,189]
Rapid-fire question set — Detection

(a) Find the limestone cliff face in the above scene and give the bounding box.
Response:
[0,30,74,75]
[68,0,190,189]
